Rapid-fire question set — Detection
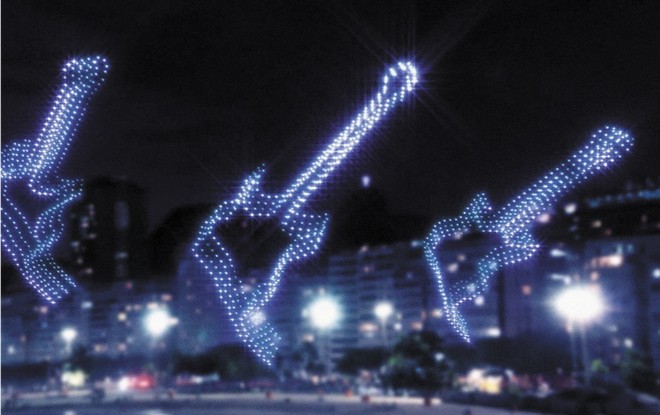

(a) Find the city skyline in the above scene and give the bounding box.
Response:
[3,1,660,229]
[3,2,660,409]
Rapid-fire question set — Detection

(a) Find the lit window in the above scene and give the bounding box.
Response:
[410,321,423,331]
[590,272,600,281]
[591,220,602,228]
[521,285,532,296]
[447,263,459,273]
[592,254,624,268]
[359,322,377,333]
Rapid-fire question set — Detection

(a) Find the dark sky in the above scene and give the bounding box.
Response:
[3,0,660,229]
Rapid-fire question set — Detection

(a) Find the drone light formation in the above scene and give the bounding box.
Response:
[194,62,417,365]
[424,126,633,342]
[1,56,109,303]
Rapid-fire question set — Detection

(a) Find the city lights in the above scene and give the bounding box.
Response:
[424,126,633,342]
[193,61,417,365]
[1,56,109,304]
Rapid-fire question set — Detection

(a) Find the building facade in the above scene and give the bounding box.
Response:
[68,177,148,285]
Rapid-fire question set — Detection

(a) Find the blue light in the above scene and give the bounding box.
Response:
[193,62,418,365]
[1,56,109,304]
[424,126,633,342]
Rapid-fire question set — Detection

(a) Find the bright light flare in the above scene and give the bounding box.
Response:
[61,327,78,343]
[554,286,605,323]
[144,309,176,337]
[374,301,394,321]
[309,297,340,329]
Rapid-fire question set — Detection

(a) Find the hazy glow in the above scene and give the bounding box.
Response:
[144,309,175,337]
[193,62,417,365]
[1,56,109,304]
[554,286,604,323]
[309,297,340,329]
[61,327,78,343]
[424,126,633,342]
[374,301,394,321]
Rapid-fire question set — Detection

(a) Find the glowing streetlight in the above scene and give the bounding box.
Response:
[374,301,394,322]
[144,308,176,338]
[554,286,604,323]
[307,296,340,375]
[554,285,604,385]
[308,297,340,330]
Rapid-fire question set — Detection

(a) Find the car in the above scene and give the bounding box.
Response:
[117,374,155,392]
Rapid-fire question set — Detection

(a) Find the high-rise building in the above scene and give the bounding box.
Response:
[502,179,660,370]
[319,241,434,365]
[69,177,148,285]
[174,249,236,354]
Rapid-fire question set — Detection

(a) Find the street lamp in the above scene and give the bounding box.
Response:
[554,285,604,385]
[60,327,78,357]
[144,307,178,388]
[307,296,340,375]
[374,301,393,347]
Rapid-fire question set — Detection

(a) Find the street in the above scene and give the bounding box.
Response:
[3,391,545,415]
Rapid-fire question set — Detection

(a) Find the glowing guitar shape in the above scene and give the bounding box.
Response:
[424,126,633,342]
[1,56,109,303]
[193,62,418,365]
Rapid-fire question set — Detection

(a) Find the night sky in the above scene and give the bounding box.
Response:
[3,0,660,229]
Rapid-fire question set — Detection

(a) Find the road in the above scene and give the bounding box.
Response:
[3,390,544,415]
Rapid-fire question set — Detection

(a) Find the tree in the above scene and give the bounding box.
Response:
[383,331,451,400]
[336,347,388,376]
[619,348,658,394]
[173,344,271,381]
